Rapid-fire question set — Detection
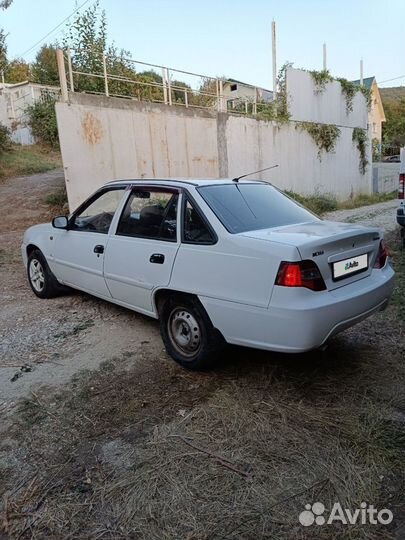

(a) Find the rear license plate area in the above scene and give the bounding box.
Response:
[332,253,368,281]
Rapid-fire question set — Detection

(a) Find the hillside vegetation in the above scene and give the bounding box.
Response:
[380,86,405,147]
[380,86,405,107]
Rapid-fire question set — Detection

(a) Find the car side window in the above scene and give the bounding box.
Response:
[183,198,215,244]
[117,189,178,241]
[71,188,126,234]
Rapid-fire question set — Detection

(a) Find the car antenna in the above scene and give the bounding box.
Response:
[232,164,279,182]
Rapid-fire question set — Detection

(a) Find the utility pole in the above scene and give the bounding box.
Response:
[323,43,327,70]
[360,59,364,86]
[272,20,277,101]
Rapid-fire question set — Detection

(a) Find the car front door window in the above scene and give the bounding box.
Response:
[72,188,126,234]
[117,189,178,241]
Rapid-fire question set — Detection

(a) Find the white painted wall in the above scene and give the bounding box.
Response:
[225,115,370,197]
[56,90,371,211]
[287,68,368,129]
[0,83,59,145]
[372,163,400,193]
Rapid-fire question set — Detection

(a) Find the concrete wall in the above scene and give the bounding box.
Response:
[372,163,399,193]
[287,68,368,129]
[56,91,371,211]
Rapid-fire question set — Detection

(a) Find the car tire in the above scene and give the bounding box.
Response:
[27,249,69,299]
[159,294,224,370]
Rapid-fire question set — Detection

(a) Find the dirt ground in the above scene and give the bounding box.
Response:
[0,171,404,540]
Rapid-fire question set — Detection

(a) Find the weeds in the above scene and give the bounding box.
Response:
[45,186,68,210]
[285,190,397,215]
[338,191,397,210]
[284,190,338,214]
[0,144,61,179]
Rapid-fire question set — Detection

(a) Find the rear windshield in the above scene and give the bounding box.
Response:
[197,183,317,234]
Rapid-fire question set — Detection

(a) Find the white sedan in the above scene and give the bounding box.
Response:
[22,179,395,370]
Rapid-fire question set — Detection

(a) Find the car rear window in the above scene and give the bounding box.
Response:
[197,183,317,233]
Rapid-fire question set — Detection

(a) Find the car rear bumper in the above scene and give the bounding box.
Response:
[199,263,395,353]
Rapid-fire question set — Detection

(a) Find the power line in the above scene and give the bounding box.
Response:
[16,0,92,59]
[378,75,405,85]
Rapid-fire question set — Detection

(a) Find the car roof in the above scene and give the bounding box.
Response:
[104,178,268,188]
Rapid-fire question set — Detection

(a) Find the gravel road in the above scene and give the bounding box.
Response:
[325,199,399,232]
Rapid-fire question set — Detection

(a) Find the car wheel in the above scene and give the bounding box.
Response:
[159,294,224,370]
[27,249,68,299]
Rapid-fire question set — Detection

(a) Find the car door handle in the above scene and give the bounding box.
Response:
[93,244,105,254]
[150,253,165,264]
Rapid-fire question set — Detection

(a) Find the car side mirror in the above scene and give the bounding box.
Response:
[52,216,69,229]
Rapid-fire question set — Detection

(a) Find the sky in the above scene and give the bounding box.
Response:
[1,0,404,90]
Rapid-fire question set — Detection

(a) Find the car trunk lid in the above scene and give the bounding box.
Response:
[239,220,382,291]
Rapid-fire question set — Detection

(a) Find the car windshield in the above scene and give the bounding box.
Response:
[197,183,318,233]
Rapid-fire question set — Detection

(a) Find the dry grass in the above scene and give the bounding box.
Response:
[0,144,61,180]
[1,233,405,539]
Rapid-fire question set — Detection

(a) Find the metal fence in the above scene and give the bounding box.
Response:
[56,48,274,116]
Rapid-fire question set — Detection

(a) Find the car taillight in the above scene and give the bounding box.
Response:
[374,240,388,269]
[399,173,405,200]
[276,260,326,291]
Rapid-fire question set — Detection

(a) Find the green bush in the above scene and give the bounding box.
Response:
[0,123,12,155]
[284,190,338,214]
[26,98,59,148]
[45,187,68,208]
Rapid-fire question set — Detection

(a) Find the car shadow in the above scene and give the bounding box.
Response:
[210,336,369,401]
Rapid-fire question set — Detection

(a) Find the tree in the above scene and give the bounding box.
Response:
[382,98,405,147]
[31,44,59,85]
[5,59,29,83]
[63,1,143,97]
[63,0,108,93]
[190,78,218,108]
[0,0,13,9]
[0,28,7,75]
[26,98,59,148]
[172,79,191,104]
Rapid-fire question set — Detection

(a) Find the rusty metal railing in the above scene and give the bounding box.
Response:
[56,48,274,116]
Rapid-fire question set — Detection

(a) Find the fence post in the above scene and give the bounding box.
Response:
[167,68,172,106]
[219,79,224,112]
[102,53,109,97]
[184,88,188,108]
[253,88,257,115]
[67,48,74,92]
[162,67,168,105]
[9,91,15,119]
[56,49,68,103]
